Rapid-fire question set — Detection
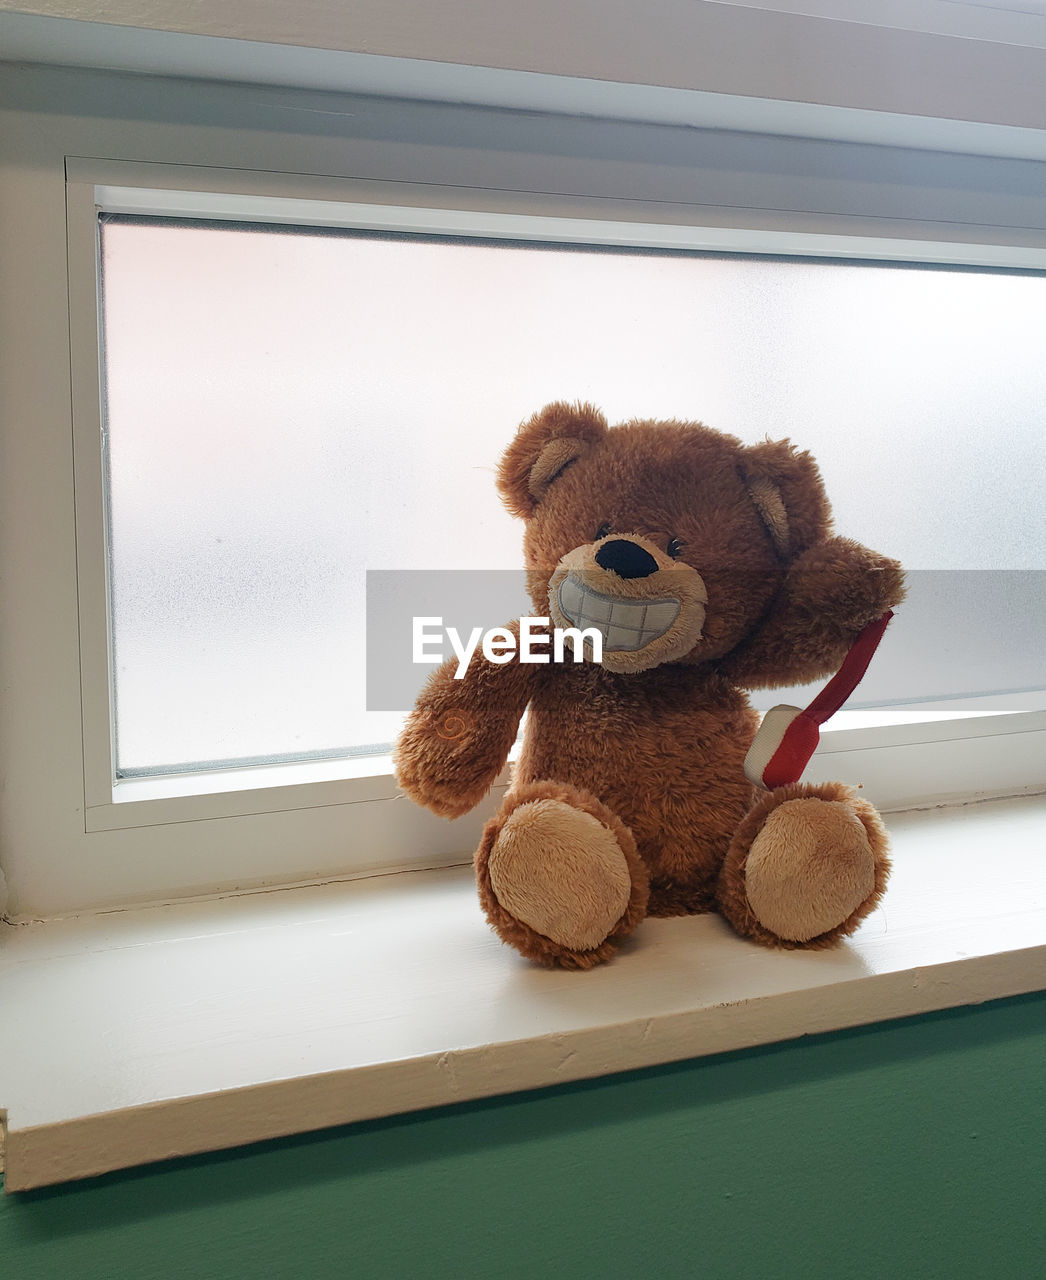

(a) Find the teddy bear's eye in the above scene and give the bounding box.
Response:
[667,537,685,559]
[595,522,611,540]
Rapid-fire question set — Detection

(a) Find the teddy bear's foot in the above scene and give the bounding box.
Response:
[475,781,650,968]
[716,781,890,949]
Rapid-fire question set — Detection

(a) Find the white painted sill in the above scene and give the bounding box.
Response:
[1,792,1045,1193]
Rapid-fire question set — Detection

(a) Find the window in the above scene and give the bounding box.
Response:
[76,170,1046,788]
[3,79,1045,919]
[96,208,1046,789]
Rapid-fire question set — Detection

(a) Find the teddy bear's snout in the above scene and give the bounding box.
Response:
[594,539,659,580]
[547,532,710,674]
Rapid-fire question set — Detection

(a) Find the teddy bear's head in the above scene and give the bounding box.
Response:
[497,401,832,674]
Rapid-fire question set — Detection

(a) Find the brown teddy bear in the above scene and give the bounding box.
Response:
[395,402,905,968]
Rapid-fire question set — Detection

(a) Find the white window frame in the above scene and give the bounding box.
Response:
[74,167,1046,817]
[3,67,1046,921]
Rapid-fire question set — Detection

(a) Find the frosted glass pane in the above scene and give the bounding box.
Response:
[99,217,1046,774]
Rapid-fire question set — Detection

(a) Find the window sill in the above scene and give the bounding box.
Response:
[2,792,1045,1192]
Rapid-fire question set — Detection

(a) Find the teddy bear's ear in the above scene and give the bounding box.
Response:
[738,439,832,560]
[496,401,608,519]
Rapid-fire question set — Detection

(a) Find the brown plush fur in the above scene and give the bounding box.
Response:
[716,781,892,949]
[394,402,905,967]
[475,780,650,969]
[487,799,633,949]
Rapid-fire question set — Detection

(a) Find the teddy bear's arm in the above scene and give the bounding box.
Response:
[393,621,537,819]
[721,537,906,689]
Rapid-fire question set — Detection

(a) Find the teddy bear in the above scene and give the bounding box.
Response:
[394,402,905,968]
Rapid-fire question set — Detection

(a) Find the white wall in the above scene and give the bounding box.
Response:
[2,0,1046,158]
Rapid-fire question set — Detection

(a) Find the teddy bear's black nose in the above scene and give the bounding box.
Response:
[595,539,659,579]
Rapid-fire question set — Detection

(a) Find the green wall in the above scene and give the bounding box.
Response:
[3,992,1044,1279]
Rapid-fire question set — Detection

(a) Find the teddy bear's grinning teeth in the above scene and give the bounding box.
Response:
[558,575,681,652]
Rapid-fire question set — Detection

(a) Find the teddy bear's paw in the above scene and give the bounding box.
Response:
[745,797,876,941]
[490,799,630,949]
[717,781,891,949]
[475,783,650,968]
[393,707,507,818]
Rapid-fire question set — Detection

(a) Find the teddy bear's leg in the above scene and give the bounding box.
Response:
[716,781,890,949]
[475,780,650,968]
